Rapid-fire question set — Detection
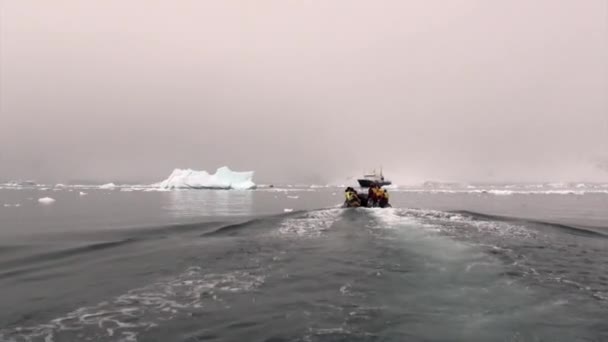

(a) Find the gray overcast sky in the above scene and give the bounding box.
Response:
[1,0,607,184]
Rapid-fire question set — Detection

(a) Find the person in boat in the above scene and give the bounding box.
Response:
[367,183,379,207]
[377,188,390,208]
[344,187,361,207]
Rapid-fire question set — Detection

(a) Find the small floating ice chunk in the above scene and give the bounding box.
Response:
[38,197,56,204]
[99,183,117,189]
[284,208,294,213]
[144,188,169,192]
[287,196,299,199]
[79,191,88,196]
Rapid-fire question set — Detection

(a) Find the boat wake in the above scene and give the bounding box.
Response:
[1,207,608,341]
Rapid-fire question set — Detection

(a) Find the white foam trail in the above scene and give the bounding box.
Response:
[277,209,342,237]
[0,267,264,342]
[368,208,420,230]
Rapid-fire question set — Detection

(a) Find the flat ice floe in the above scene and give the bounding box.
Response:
[99,183,117,189]
[155,166,256,190]
[38,197,56,204]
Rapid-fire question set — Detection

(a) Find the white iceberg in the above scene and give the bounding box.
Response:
[79,192,88,196]
[309,185,327,189]
[487,190,514,196]
[38,197,56,204]
[155,167,256,190]
[99,183,117,190]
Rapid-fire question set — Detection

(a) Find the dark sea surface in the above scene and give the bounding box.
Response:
[0,185,607,341]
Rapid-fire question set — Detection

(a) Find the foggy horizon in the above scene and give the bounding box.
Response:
[1,0,607,185]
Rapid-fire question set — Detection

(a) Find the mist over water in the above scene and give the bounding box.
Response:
[1,0,607,184]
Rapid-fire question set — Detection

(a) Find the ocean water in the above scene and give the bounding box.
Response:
[0,185,607,341]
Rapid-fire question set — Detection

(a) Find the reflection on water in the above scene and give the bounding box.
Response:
[163,190,253,218]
